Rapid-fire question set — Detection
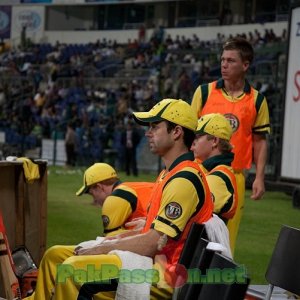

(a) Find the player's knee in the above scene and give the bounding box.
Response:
[41,245,71,268]
[45,245,65,259]
[63,255,81,268]
[42,246,59,262]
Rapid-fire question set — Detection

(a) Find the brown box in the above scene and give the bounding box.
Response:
[0,160,47,266]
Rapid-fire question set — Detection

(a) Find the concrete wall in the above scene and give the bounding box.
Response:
[40,21,287,45]
[7,3,288,46]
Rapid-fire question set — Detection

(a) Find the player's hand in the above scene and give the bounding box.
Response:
[104,235,119,241]
[251,178,265,200]
[106,230,139,240]
[74,245,82,253]
[74,240,115,256]
[125,217,146,231]
[74,245,106,255]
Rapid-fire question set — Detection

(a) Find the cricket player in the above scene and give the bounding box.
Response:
[191,113,238,249]
[76,163,153,235]
[25,162,153,300]
[191,37,270,254]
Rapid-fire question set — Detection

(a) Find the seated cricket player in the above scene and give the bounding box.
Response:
[191,113,238,227]
[76,162,153,235]
[25,99,213,300]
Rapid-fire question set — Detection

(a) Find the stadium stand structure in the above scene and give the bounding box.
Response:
[0,0,292,181]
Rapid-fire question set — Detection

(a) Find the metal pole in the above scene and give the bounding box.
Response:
[53,129,57,166]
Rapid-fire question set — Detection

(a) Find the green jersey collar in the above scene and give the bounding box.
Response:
[168,152,194,171]
[216,78,251,94]
[202,153,234,172]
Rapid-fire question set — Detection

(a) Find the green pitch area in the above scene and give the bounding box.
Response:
[47,167,299,284]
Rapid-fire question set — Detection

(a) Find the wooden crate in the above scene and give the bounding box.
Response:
[0,160,47,265]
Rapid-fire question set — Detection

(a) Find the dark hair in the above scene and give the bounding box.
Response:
[166,121,195,149]
[223,37,254,64]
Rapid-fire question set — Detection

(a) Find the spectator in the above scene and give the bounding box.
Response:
[65,122,77,167]
[138,24,146,43]
[122,120,141,176]
[112,121,125,171]
[21,25,27,49]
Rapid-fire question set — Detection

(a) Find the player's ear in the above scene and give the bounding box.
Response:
[212,136,219,148]
[99,183,106,191]
[173,125,184,140]
[243,60,250,71]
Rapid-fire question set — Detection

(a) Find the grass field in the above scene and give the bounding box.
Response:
[47,167,300,285]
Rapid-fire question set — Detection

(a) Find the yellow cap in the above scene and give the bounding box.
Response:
[195,113,233,141]
[76,163,118,196]
[132,99,198,131]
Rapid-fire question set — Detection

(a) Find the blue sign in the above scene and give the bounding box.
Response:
[21,0,52,3]
[0,6,11,39]
[85,0,126,2]
[16,10,41,31]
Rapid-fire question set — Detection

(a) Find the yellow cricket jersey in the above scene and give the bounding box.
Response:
[201,153,238,222]
[153,165,205,238]
[102,181,153,234]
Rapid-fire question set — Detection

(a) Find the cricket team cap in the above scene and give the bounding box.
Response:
[132,99,198,131]
[76,163,118,196]
[195,113,233,141]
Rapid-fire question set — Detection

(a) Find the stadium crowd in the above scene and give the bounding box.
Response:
[0,27,286,167]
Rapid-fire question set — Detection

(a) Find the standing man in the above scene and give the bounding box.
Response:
[122,120,141,176]
[25,99,213,300]
[191,113,238,249]
[65,122,77,167]
[191,37,270,254]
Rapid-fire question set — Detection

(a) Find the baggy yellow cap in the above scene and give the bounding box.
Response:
[195,113,233,141]
[132,99,198,131]
[76,163,118,196]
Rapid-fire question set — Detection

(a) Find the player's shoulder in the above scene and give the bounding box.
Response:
[251,86,267,112]
[210,164,234,174]
[208,166,235,186]
[112,183,137,197]
[167,165,205,187]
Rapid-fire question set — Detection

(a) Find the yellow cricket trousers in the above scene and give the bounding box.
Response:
[24,245,121,300]
[227,171,245,256]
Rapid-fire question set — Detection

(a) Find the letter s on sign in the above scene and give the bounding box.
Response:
[294,70,300,102]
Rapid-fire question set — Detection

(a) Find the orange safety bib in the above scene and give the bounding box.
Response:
[142,160,213,266]
[201,81,257,170]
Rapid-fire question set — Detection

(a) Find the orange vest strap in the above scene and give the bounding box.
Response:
[122,182,155,220]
